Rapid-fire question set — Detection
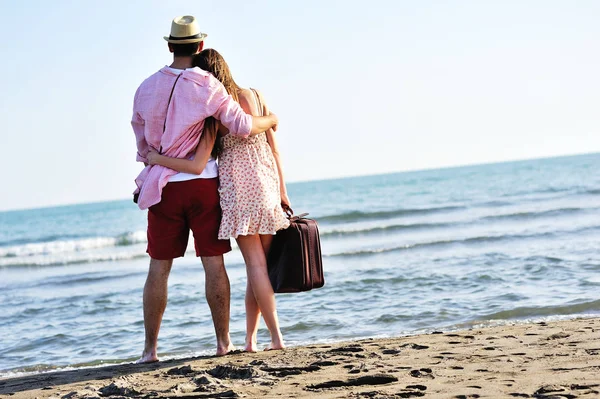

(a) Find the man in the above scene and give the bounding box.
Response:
[131,15,279,363]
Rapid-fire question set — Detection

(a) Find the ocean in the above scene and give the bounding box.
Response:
[1,153,599,377]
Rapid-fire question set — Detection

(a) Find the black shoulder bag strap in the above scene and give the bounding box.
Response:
[159,73,182,154]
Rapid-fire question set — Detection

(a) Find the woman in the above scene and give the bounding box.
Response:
[147,49,290,351]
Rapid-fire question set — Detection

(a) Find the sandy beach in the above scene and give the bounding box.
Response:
[1,317,599,398]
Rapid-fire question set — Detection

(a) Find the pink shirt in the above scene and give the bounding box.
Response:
[131,66,252,210]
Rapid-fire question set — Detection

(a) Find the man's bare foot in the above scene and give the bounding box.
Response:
[136,351,159,364]
[216,342,236,356]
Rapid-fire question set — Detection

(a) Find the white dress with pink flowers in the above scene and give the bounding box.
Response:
[217,92,289,239]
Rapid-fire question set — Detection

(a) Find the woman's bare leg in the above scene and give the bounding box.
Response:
[260,234,274,255]
[244,234,276,351]
[244,279,261,352]
[237,234,284,350]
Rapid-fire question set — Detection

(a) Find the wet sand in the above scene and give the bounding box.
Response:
[1,317,599,398]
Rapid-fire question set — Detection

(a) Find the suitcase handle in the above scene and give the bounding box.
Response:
[282,205,309,221]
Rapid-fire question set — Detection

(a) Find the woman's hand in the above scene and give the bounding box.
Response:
[281,192,292,211]
[147,149,161,166]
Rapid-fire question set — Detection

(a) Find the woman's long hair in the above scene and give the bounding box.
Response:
[193,49,242,158]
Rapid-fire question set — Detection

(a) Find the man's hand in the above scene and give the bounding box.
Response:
[263,101,277,132]
[250,113,278,135]
[270,112,278,132]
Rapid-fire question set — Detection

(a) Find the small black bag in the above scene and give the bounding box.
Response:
[267,210,325,293]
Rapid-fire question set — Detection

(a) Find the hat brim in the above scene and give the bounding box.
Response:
[164,33,207,44]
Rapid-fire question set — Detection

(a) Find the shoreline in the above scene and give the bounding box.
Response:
[1,317,599,398]
[4,314,594,380]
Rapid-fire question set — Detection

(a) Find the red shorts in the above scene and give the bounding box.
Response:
[147,178,231,259]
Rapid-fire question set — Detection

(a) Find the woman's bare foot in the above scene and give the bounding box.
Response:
[136,351,159,364]
[244,339,258,352]
[216,342,236,356]
[264,345,285,351]
[265,337,285,351]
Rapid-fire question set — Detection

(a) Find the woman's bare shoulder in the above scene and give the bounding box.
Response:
[237,88,259,116]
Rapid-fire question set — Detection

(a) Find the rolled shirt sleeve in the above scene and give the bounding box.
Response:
[206,76,252,137]
[131,89,148,163]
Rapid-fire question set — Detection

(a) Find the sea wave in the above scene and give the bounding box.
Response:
[329,225,599,257]
[499,185,576,198]
[34,271,145,288]
[481,207,590,222]
[317,205,466,224]
[0,233,86,248]
[0,235,243,268]
[474,200,513,207]
[328,234,547,258]
[0,231,147,259]
[482,299,600,320]
[319,206,593,238]
[0,250,150,268]
[320,221,454,238]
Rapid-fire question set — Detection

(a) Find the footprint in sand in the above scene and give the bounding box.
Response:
[328,345,365,353]
[397,343,430,351]
[409,368,434,379]
[397,388,427,398]
[166,365,195,376]
[310,360,339,367]
[548,332,571,340]
[307,374,398,389]
[99,381,139,397]
[207,364,260,379]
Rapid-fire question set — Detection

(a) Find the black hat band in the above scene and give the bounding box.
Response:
[169,33,203,41]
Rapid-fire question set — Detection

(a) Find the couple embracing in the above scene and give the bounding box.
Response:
[131,15,290,363]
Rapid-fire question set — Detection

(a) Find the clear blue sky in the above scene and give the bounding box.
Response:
[0,0,598,211]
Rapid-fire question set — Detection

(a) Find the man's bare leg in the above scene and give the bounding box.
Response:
[201,255,235,356]
[138,258,173,363]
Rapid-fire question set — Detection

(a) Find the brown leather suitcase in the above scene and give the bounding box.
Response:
[267,215,324,293]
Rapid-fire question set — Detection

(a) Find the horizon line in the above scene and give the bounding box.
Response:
[1,150,598,213]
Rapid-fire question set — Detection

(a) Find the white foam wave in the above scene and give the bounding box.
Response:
[0,231,243,268]
[0,246,149,267]
[0,231,147,258]
[0,231,151,267]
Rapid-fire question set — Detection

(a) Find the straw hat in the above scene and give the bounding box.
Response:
[164,15,207,44]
